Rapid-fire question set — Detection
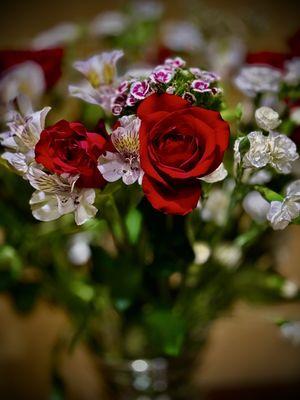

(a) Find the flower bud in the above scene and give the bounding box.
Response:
[255,106,281,131]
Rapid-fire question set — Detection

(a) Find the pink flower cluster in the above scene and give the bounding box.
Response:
[111,57,221,115]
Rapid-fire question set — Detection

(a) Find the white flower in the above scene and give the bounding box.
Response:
[68,233,92,265]
[69,50,123,112]
[280,321,300,346]
[255,106,281,131]
[290,107,300,125]
[31,22,80,49]
[27,167,97,225]
[248,169,272,185]
[242,191,270,222]
[243,131,298,174]
[0,61,46,105]
[281,280,298,299]
[267,179,300,230]
[199,163,228,183]
[98,116,143,185]
[193,242,211,265]
[0,96,50,175]
[89,12,129,37]
[162,21,203,52]
[132,1,164,20]
[283,57,300,86]
[234,65,282,97]
[201,188,230,226]
[214,242,242,269]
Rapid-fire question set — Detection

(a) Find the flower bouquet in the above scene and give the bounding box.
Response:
[1,8,300,400]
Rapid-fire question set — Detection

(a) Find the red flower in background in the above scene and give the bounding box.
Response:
[246,51,289,70]
[137,93,230,215]
[0,48,63,89]
[35,120,110,188]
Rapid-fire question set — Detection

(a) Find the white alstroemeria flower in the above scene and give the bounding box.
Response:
[200,163,228,183]
[0,97,50,174]
[69,50,123,111]
[283,57,300,86]
[31,22,80,49]
[243,131,298,174]
[27,167,97,225]
[242,191,270,222]
[255,106,281,132]
[162,21,203,52]
[0,61,46,105]
[267,180,300,230]
[234,65,282,97]
[89,12,129,37]
[280,321,300,346]
[98,116,143,185]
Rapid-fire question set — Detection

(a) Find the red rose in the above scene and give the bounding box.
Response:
[35,120,109,188]
[246,51,288,70]
[0,48,63,89]
[137,93,230,215]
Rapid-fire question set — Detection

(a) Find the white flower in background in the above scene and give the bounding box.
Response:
[0,61,46,105]
[98,116,143,185]
[255,106,281,131]
[0,96,50,174]
[283,57,300,86]
[214,242,242,270]
[290,107,300,125]
[280,321,300,346]
[234,65,282,97]
[31,22,80,49]
[69,50,123,112]
[267,180,300,230]
[281,280,298,299]
[201,188,230,226]
[162,21,203,52]
[27,167,97,225]
[132,0,164,20]
[199,163,228,183]
[242,191,270,222]
[207,37,246,78]
[68,233,92,265]
[193,242,211,265]
[243,131,298,174]
[248,169,272,185]
[89,11,129,37]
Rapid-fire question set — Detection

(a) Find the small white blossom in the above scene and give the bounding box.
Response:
[214,242,242,270]
[68,233,92,265]
[201,188,230,226]
[132,1,163,20]
[31,22,80,49]
[283,57,300,86]
[267,179,300,230]
[234,65,282,97]
[89,12,129,37]
[98,116,143,185]
[290,107,300,125]
[280,321,300,346]
[161,21,203,52]
[193,242,211,265]
[255,106,281,132]
[27,167,97,225]
[242,191,270,222]
[0,96,50,175]
[248,169,272,185]
[0,61,46,105]
[281,280,298,299]
[243,131,298,174]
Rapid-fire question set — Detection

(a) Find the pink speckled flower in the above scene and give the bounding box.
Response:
[150,67,174,84]
[165,57,186,69]
[118,80,130,94]
[130,80,151,100]
[126,94,137,107]
[191,79,211,93]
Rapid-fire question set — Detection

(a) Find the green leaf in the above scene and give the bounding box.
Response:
[254,186,284,202]
[125,208,142,244]
[145,309,186,356]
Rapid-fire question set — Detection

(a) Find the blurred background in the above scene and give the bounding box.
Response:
[1,0,300,399]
